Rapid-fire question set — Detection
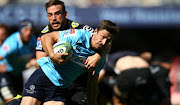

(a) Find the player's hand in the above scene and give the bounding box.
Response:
[50,53,69,65]
[85,53,101,71]
[0,63,8,73]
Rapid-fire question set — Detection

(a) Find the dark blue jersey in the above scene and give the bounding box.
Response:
[36,19,94,51]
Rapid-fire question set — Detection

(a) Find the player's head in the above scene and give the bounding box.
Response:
[91,20,119,51]
[0,24,9,45]
[19,20,34,43]
[45,0,68,31]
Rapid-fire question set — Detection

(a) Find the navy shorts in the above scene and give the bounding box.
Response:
[22,68,67,103]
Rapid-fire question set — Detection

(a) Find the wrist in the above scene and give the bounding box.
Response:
[49,53,55,59]
[95,53,102,60]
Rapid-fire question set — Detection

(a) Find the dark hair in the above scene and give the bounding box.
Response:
[97,20,119,37]
[0,24,9,35]
[45,0,65,13]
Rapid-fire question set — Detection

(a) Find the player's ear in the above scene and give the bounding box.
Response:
[94,28,98,34]
[65,11,68,18]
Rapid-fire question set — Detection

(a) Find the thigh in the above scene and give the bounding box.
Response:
[43,101,64,105]
[21,96,41,105]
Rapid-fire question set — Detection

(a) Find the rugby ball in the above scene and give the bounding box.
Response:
[53,42,73,60]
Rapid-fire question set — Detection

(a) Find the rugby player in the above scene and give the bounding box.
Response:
[0,24,12,104]
[35,0,111,105]
[20,20,119,105]
[0,20,36,104]
[113,55,152,105]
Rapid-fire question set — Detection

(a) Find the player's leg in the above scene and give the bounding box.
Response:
[21,69,46,105]
[65,73,88,105]
[43,101,64,105]
[20,96,41,105]
[5,94,22,105]
[0,73,16,104]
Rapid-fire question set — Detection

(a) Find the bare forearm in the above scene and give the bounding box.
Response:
[0,56,3,61]
[98,42,112,57]
[41,34,55,58]
[35,51,48,69]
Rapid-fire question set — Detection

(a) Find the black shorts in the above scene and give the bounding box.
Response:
[65,72,88,105]
[22,68,67,103]
[114,68,153,104]
[150,65,171,98]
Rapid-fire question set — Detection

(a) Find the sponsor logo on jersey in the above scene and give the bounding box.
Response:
[71,56,86,67]
[71,21,79,28]
[63,29,76,37]
[2,44,9,52]
[36,37,42,50]
[41,25,49,33]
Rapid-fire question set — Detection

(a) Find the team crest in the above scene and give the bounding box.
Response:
[71,21,79,28]
[41,25,49,33]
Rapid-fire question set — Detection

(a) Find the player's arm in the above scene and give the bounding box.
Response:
[98,68,106,83]
[0,56,7,73]
[35,51,47,68]
[0,56,3,61]
[41,31,68,65]
[85,42,111,70]
[0,40,16,73]
[87,70,99,105]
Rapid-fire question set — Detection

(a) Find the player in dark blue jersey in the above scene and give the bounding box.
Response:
[20,20,119,105]
[35,0,111,105]
[6,0,112,105]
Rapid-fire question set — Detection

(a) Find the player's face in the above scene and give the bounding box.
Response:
[0,28,7,45]
[91,29,113,51]
[20,27,33,43]
[47,5,67,31]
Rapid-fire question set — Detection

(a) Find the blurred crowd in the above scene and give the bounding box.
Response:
[1,0,180,7]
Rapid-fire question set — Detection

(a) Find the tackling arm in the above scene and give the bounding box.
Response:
[35,51,48,68]
[41,31,68,65]
[41,32,57,58]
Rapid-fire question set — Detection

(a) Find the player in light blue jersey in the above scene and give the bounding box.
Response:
[0,24,13,104]
[0,20,37,103]
[21,20,119,105]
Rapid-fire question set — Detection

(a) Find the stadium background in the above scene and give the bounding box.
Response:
[0,0,180,104]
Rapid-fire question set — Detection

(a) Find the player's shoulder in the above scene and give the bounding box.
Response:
[40,25,51,36]
[6,32,19,42]
[68,20,94,33]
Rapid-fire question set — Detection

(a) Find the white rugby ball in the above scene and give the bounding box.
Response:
[53,41,73,60]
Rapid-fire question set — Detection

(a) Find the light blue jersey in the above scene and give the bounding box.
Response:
[0,32,36,75]
[37,29,106,88]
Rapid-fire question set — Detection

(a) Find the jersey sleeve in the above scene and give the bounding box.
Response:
[36,25,50,52]
[95,56,106,75]
[77,24,94,33]
[0,35,17,58]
